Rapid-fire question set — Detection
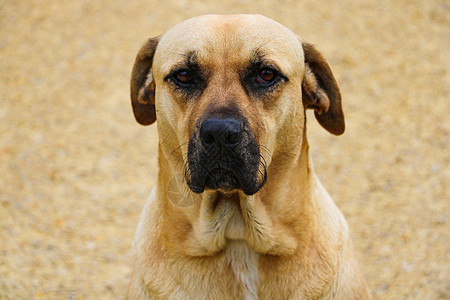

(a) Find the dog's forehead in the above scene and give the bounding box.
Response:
[154,15,304,74]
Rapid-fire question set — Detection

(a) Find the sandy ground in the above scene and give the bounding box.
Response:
[0,0,448,299]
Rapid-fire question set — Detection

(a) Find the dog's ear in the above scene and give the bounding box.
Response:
[130,36,160,125]
[302,43,345,135]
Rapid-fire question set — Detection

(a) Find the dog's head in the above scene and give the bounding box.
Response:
[130,15,344,196]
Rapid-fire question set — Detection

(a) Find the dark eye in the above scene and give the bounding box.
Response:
[174,69,193,85]
[256,68,277,85]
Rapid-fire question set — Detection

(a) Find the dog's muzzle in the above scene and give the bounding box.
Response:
[186,117,266,195]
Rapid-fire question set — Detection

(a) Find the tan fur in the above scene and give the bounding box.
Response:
[127,14,371,299]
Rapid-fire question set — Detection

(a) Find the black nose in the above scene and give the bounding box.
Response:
[200,118,243,148]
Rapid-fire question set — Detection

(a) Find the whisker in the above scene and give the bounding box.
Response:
[259,144,271,157]
[184,159,191,180]
[172,142,190,172]
[170,142,189,157]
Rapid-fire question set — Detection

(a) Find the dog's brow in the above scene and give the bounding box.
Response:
[165,51,202,79]
[166,51,202,75]
[183,51,198,65]
[167,51,198,69]
[249,49,283,71]
[250,48,269,64]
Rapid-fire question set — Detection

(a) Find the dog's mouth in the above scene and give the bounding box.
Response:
[204,168,240,192]
[187,160,266,195]
[186,117,267,196]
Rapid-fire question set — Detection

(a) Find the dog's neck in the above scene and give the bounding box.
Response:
[156,135,315,257]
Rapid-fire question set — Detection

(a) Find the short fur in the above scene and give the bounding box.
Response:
[127,14,371,299]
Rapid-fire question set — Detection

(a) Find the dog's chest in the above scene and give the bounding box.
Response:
[225,241,259,300]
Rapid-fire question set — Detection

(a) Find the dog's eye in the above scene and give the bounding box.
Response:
[166,66,207,96]
[256,68,276,85]
[174,70,193,84]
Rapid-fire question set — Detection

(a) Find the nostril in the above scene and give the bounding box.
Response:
[200,121,216,147]
[226,133,239,145]
[202,132,215,145]
[200,118,243,147]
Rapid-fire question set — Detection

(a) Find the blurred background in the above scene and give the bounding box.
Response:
[0,0,448,299]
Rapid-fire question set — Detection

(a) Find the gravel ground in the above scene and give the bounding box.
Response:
[0,0,448,299]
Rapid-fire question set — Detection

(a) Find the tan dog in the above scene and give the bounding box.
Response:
[127,14,371,299]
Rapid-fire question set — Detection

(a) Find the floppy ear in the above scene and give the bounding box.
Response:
[130,36,160,125]
[302,42,345,135]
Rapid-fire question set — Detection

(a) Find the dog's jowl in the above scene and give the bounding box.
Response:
[127,14,371,299]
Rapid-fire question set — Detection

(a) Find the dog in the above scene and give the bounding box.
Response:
[127,14,371,299]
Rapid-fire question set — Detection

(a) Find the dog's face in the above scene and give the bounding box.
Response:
[131,15,344,196]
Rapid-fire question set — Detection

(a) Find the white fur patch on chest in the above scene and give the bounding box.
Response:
[226,240,259,300]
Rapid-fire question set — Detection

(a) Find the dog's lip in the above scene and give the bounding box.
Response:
[187,168,239,194]
[189,165,265,195]
[189,184,205,194]
[207,187,236,194]
[188,173,262,195]
[208,167,236,175]
[205,168,240,187]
